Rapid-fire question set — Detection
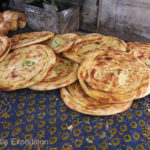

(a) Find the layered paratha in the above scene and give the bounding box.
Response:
[11,31,54,50]
[61,81,133,116]
[127,42,150,68]
[49,33,79,53]
[0,44,56,91]
[29,55,79,91]
[63,33,126,63]
[78,50,150,103]
[0,34,11,62]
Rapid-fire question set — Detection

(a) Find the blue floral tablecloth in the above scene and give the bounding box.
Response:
[0,89,149,150]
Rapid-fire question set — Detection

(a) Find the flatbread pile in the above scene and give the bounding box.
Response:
[49,33,79,53]
[127,42,150,68]
[29,55,79,91]
[0,31,150,116]
[61,81,133,116]
[0,44,56,91]
[0,34,11,62]
[62,33,126,63]
[11,31,54,49]
[78,50,150,103]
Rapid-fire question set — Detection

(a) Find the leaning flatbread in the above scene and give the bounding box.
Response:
[127,42,150,68]
[63,33,126,63]
[78,50,150,103]
[0,34,11,62]
[61,81,133,116]
[11,31,54,49]
[0,44,56,91]
[49,33,79,53]
[29,55,79,91]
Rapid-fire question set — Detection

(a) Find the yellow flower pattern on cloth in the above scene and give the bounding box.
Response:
[0,89,149,150]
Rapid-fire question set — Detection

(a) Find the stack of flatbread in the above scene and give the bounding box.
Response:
[0,31,150,116]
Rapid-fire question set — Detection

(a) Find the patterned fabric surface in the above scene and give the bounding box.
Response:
[0,28,149,149]
[0,89,149,150]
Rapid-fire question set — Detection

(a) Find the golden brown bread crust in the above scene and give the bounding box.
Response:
[63,33,126,63]
[0,21,11,34]
[127,42,150,68]
[16,11,26,28]
[78,50,150,103]
[29,55,79,91]
[0,44,56,91]
[3,10,19,31]
[11,31,54,50]
[61,81,133,116]
[0,34,11,61]
[0,12,10,34]
[1,10,26,34]
[18,19,26,29]
[0,13,4,23]
[49,33,79,53]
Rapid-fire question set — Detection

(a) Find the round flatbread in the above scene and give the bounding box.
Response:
[49,33,79,53]
[11,31,54,50]
[0,44,56,91]
[0,34,11,62]
[63,33,126,63]
[78,50,150,103]
[127,42,150,68]
[61,81,133,116]
[29,55,79,91]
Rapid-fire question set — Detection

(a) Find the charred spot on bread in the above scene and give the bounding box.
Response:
[91,69,96,78]
[105,57,112,60]
[84,80,90,89]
